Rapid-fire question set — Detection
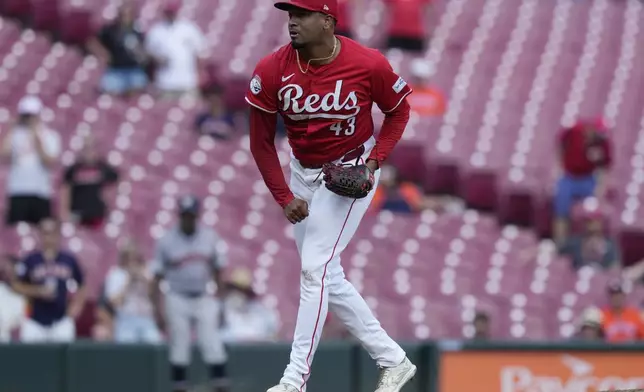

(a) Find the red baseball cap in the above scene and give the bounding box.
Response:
[274,0,338,20]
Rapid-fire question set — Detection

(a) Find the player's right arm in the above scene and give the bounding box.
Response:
[246,56,308,223]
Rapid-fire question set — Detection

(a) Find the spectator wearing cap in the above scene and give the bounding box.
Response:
[144,0,208,97]
[87,3,149,96]
[59,134,119,229]
[553,119,612,246]
[1,96,61,226]
[104,239,161,343]
[220,267,279,343]
[575,307,604,341]
[194,84,236,140]
[406,59,446,117]
[600,281,644,342]
[384,0,432,53]
[559,207,620,271]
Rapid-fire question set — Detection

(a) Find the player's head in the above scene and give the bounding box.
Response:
[178,195,199,236]
[39,218,61,251]
[162,0,181,22]
[274,0,338,49]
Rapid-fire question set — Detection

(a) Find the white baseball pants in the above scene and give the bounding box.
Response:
[281,138,406,391]
[20,317,76,343]
[164,292,227,365]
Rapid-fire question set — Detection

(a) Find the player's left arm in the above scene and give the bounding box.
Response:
[67,255,87,320]
[367,54,413,172]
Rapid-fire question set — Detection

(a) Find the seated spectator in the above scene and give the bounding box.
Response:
[560,210,620,271]
[384,0,431,53]
[92,287,115,341]
[407,59,446,117]
[12,219,86,343]
[1,96,60,225]
[600,281,644,342]
[59,135,119,229]
[0,254,25,342]
[370,164,441,213]
[194,85,235,140]
[87,3,149,96]
[575,307,604,341]
[104,240,161,343]
[220,268,279,343]
[553,119,612,246]
[471,311,490,340]
[335,0,353,39]
[145,0,208,97]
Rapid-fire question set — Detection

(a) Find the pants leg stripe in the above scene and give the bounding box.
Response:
[299,199,357,392]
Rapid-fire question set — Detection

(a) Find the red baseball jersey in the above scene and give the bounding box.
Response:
[245,36,412,166]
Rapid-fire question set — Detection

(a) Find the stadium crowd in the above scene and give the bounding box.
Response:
[0,0,644,349]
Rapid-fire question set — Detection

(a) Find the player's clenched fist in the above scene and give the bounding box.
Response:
[284,198,309,224]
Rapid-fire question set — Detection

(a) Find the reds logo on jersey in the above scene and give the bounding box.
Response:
[278,80,361,121]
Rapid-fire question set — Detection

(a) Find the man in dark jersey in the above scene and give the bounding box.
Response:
[12,218,86,342]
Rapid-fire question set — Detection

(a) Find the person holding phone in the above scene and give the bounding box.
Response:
[1,96,61,226]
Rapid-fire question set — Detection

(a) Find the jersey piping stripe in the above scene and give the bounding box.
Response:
[299,199,357,392]
[244,96,278,113]
[381,89,413,113]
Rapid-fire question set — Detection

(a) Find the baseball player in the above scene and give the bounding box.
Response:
[245,1,416,391]
[150,195,229,392]
[11,218,86,342]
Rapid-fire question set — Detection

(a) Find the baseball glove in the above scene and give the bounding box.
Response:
[322,163,375,199]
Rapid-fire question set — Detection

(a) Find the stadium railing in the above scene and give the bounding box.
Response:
[1,341,643,392]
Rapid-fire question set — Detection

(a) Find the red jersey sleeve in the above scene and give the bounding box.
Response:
[246,54,295,209]
[245,55,279,114]
[368,54,413,164]
[370,54,413,113]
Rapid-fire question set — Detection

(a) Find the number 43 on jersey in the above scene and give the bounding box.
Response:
[330,117,356,136]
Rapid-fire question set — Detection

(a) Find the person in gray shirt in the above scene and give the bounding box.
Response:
[150,195,229,392]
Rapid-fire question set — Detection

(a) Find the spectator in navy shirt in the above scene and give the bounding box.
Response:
[11,218,86,342]
[194,85,235,140]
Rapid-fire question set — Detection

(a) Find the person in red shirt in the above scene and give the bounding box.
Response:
[384,0,431,53]
[245,1,416,391]
[553,119,612,246]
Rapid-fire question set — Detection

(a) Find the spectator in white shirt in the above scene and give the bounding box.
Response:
[1,96,61,225]
[144,0,207,97]
[104,240,161,343]
[221,268,279,343]
[0,254,26,342]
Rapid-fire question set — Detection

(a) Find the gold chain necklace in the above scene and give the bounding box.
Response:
[296,37,338,74]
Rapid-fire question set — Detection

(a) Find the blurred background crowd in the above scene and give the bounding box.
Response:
[1,0,644,348]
